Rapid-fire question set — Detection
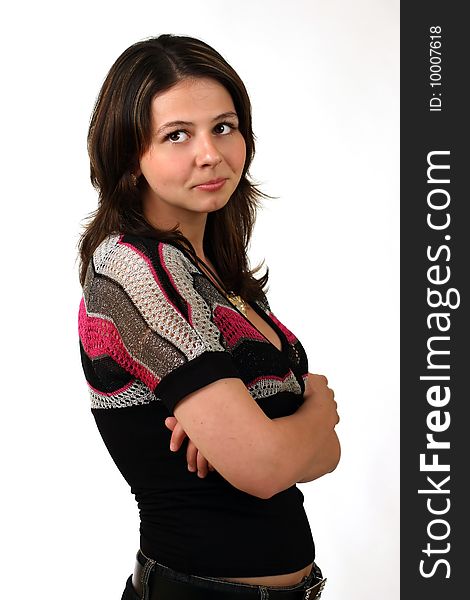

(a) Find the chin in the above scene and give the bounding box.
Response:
[200,195,232,213]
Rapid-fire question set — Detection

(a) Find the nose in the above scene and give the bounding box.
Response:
[194,133,222,168]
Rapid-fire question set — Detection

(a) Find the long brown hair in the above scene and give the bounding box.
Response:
[77,34,274,301]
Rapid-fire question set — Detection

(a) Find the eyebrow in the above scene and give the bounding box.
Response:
[156,112,239,136]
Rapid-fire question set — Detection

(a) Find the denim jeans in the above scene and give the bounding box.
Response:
[121,555,324,600]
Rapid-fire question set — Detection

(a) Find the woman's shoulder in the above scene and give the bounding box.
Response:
[92,232,193,274]
[92,231,177,257]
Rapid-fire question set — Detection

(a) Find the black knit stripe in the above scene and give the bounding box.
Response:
[79,340,134,393]
[155,351,241,413]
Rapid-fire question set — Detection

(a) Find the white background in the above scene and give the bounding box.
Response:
[1,1,399,598]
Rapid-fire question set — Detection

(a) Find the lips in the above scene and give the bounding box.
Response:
[193,178,228,191]
[195,178,226,186]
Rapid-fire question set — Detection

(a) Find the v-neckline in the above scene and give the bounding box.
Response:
[164,241,288,354]
[246,298,286,353]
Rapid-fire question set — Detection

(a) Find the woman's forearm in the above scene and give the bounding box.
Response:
[266,400,339,495]
[168,373,339,497]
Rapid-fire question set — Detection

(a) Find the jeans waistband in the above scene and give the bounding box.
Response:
[132,549,327,600]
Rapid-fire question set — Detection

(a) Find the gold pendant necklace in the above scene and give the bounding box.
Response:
[225,291,248,316]
[195,256,248,316]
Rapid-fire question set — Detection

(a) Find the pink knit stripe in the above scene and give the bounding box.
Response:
[268,312,298,344]
[213,304,266,348]
[78,298,159,390]
[248,372,293,387]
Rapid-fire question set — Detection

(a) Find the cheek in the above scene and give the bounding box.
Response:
[140,153,181,187]
[231,136,247,171]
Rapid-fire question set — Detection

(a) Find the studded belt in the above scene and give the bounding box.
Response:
[132,550,327,600]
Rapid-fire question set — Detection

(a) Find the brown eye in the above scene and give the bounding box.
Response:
[165,130,189,143]
[214,122,237,135]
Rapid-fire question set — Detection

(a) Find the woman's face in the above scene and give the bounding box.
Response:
[138,77,247,227]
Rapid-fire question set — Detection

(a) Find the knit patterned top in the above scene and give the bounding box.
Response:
[78,232,315,576]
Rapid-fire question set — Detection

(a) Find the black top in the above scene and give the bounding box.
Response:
[78,232,314,577]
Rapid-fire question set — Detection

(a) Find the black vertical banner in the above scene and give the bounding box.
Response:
[401,3,468,599]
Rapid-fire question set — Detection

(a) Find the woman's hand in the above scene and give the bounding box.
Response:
[164,417,215,478]
[296,372,341,482]
[303,372,339,428]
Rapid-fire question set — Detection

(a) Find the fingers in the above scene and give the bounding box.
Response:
[166,417,213,477]
[327,387,339,425]
[169,421,188,452]
[307,373,340,425]
[164,416,177,431]
[186,440,211,478]
[308,372,328,386]
[196,450,209,478]
[186,440,198,472]
[309,373,335,397]
[166,417,214,477]
[304,373,329,398]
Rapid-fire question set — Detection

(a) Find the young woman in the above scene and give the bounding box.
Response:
[77,34,340,600]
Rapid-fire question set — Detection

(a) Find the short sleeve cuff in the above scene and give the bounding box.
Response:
[154,351,241,414]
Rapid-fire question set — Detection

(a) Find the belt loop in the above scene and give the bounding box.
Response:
[303,577,327,600]
[140,554,156,600]
[259,585,269,599]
